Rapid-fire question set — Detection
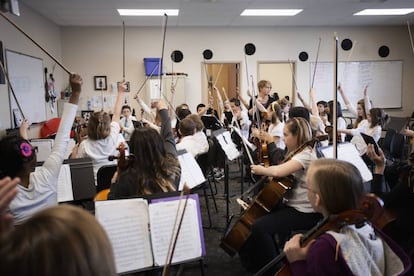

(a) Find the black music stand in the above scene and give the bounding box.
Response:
[212,128,241,227]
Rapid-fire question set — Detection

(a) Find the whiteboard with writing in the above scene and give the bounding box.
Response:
[310,60,403,109]
[6,50,46,125]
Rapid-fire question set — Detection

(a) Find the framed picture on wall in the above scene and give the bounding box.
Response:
[94,75,107,90]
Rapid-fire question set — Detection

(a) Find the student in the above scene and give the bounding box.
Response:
[0,74,82,225]
[108,99,180,198]
[248,80,276,121]
[238,117,321,274]
[0,177,18,234]
[251,101,285,150]
[119,105,137,141]
[283,158,411,275]
[339,108,389,155]
[230,97,251,140]
[72,81,127,184]
[0,205,116,276]
[338,84,371,128]
[326,100,347,142]
[367,144,414,259]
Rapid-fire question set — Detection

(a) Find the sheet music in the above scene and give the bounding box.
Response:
[35,164,73,202]
[321,143,373,182]
[149,198,202,265]
[56,164,74,202]
[215,130,240,161]
[177,151,206,190]
[95,199,153,273]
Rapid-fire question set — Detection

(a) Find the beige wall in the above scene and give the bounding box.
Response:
[2,3,414,137]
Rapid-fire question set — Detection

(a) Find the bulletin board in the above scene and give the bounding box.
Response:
[5,49,46,126]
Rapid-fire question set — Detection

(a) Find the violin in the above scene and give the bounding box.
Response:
[220,136,326,256]
[94,143,130,201]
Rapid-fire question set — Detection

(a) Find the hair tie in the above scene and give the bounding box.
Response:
[20,142,33,157]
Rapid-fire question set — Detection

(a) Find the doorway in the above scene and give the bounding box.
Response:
[201,63,240,112]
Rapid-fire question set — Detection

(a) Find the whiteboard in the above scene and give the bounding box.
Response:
[310,60,403,109]
[6,50,46,125]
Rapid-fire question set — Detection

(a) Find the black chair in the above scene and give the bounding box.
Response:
[96,164,117,193]
[382,128,396,159]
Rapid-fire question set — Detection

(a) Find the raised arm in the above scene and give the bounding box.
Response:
[112,81,126,125]
[363,85,372,112]
[338,83,357,116]
[19,119,30,140]
[297,92,312,113]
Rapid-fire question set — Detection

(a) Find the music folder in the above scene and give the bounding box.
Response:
[320,142,373,182]
[95,194,205,274]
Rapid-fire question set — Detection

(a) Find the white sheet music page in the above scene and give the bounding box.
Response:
[56,164,74,202]
[95,198,153,273]
[216,130,240,161]
[321,143,373,182]
[178,151,206,190]
[149,198,202,265]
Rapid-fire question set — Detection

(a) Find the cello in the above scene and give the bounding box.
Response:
[220,135,326,256]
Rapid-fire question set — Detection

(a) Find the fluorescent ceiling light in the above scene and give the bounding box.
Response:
[354,9,414,16]
[241,9,303,16]
[117,9,179,16]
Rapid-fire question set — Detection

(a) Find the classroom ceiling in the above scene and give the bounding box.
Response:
[18,0,414,27]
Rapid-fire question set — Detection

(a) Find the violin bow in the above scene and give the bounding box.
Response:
[158,13,168,99]
[311,37,322,89]
[0,12,71,75]
[332,33,339,159]
[407,21,414,56]
[162,185,191,276]
[122,21,126,82]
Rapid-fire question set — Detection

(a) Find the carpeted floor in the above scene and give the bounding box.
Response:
[176,158,255,276]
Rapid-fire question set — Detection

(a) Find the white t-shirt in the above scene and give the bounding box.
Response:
[268,122,285,150]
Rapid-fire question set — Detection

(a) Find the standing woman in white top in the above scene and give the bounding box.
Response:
[338,84,371,128]
[339,107,389,155]
[251,101,285,150]
[72,82,127,184]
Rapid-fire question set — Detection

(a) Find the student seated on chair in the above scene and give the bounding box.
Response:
[367,144,414,262]
[71,81,127,185]
[176,115,209,158]
[238,118,321,275]
[119,105,137,142]
[283,158,411,275]
[108,99,180,199]
[0,74,82,225]
[0,205,116,276]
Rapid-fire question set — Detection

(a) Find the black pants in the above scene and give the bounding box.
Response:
[238,205,322,275]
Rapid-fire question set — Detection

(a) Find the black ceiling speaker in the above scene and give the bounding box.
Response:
[341,39,353,51]
[171,50,183,63]
[378,45,390,58]
[244,43,256,55]
[202,49,213,60]
[299,51,309,62]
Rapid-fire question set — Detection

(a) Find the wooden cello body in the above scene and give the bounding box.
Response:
[220,176,294,256]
